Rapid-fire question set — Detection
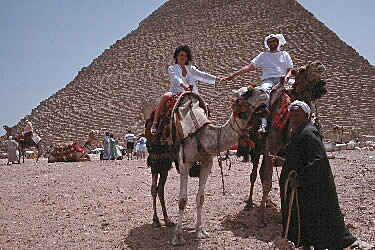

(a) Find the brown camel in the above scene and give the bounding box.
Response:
[3,125,12,139]
[17,134,43,163]
[47,130,98,163]
[141,97,178,229]
[5,126,44,163]
[245,61,327,224]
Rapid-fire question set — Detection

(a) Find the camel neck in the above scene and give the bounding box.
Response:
[201,113,248,154]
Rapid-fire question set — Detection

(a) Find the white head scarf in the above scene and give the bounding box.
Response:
[9,136,13,140]
[288,100,311,118]
[264,34,287,51]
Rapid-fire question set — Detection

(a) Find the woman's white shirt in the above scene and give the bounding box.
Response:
[168,64,216,95]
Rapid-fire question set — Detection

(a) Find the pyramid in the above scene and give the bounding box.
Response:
[6,0,375,148]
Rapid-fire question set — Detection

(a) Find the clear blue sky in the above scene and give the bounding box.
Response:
[1,0,374,136]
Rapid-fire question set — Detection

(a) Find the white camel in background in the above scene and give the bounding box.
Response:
[171,86,267,246]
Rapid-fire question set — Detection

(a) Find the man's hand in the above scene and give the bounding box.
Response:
[224,75,234,82]
[269,153,285,167]
[182,84,193,91]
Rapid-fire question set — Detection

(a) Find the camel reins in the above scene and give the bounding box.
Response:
[231,96,256,137]
[83,141,95,154]
[216,127,226,195]
[216,98,255,195]
[283,170,301,247]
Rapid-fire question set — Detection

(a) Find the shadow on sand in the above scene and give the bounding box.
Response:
[121,222,200,249]
[221,202,283,244]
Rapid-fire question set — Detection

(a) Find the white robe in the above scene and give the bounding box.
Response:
[7,140,19,162]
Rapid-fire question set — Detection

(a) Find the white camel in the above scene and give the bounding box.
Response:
[171,86,267,246]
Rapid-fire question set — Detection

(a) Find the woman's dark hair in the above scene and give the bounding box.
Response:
[174,45,192,65]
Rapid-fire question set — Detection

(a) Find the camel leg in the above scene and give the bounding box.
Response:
[258,155,272,226]
[195,157,212,239]
[151,173,161,228]
[172,159,190,246]
[36,143,40,162]
[245,154,260,210]
[20,145,25,163]
[158,168,175,227]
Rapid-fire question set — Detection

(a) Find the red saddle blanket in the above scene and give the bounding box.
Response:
[55,142,83,154]
[145,93,182,144]
[271,92,292,129]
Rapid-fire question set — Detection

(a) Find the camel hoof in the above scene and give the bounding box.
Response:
[257,215,267,228]
[152,219,161,228]
[164,219,176,227]
[266,200,277,208]
[197,229,209,239]
[244,201,254,210]
[171,234,186,246]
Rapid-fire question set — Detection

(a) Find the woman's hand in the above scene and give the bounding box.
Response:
[182,84,193,91]
[216,77,224,84]
[221,75,234,83]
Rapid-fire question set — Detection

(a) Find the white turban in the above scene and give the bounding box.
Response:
[264,34,287,50]
[288,100,311,118]
[9,136,13,140]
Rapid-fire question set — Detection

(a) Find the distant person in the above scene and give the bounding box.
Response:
[223,34,293,134]
[151,45,223,134]
[124,130,135,160]
[7,136,20,165]
[102,132,111,160]
[136,134,147,159]
[23,119,33,141]
[277,101,357,250]
[109,133,118,160]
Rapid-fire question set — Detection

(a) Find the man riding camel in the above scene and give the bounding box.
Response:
[22,119,33,142]
[223,34,294,134]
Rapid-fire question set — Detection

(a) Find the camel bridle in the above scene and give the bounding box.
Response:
[231,95,257,136]
[216,92,258,195]
[83,140,95,153]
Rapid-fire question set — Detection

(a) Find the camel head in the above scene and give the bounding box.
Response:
[87,130,99,144]
[231,86,268,120]
[294,60,326,83]
[306,60,326,81]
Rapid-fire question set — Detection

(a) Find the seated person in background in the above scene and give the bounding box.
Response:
[151,45,223,134]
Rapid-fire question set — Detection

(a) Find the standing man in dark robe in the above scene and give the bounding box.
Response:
[279,100,356,250]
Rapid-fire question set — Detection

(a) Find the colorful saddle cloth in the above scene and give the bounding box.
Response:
[171,92,211,143]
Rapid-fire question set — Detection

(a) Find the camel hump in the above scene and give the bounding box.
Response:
[171,92,211,141]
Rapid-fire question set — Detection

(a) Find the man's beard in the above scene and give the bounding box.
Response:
[269,45,278,51]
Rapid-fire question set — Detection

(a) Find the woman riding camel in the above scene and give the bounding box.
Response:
[151,45,223,134]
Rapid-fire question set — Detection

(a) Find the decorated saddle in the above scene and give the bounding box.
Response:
[144,92,210,175]
[50,142,84,162]
[145,92,210,146]
[171,92,211,143]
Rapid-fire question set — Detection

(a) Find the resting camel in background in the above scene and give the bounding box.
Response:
[245,61,328,224]
[47,130,98,163]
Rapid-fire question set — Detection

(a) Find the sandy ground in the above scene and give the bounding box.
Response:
[0,150,374,249]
